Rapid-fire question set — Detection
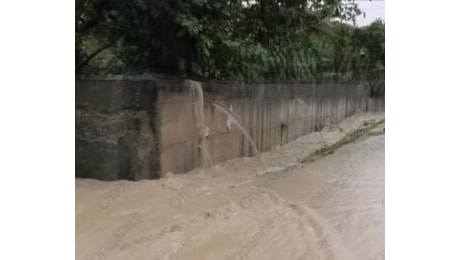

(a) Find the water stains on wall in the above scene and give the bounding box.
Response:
[76,76,384,180]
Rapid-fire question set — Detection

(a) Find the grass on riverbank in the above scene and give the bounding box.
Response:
[301,118,385,164]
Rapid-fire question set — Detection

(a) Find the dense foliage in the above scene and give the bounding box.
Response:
[76,0,384,86]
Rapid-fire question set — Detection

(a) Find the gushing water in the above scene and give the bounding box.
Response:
[209,101,259,155]
[187,80,212,167]
[186,80,259,168]
[76,113,385,260]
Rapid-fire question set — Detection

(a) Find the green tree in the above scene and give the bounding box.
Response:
[75,0,384,86]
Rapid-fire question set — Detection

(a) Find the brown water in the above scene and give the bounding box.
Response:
[76,114,384,260]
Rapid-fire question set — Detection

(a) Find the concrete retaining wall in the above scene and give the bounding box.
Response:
[76,76,384,180]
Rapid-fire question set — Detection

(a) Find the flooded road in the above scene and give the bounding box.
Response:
[259,132,385,259]
[76,114,384,260]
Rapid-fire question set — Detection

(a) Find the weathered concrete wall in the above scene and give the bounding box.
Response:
[76,76,384,180]
[76,79,161,180]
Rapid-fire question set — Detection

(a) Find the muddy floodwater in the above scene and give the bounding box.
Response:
[76,114,384,260]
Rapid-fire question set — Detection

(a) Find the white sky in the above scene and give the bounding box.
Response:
[354,0,385,26]
[243,0,385,27]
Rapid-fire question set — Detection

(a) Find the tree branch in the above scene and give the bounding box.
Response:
[76,36,122,73]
